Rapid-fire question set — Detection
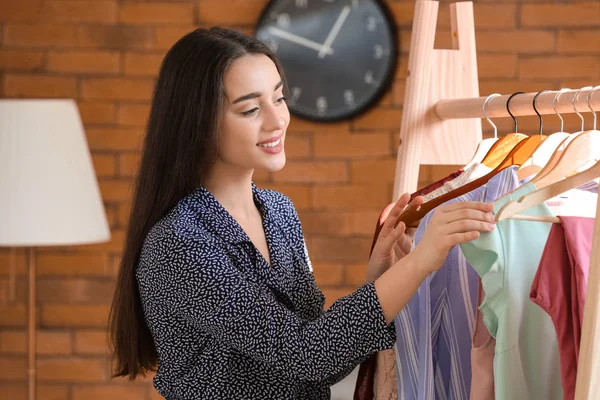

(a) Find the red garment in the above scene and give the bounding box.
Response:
[354,169,464,400]
[529,216,594,400]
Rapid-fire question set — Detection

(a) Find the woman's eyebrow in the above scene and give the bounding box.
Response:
[232,80,284,104]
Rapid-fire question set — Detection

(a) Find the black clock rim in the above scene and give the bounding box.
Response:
[253,0,399,123]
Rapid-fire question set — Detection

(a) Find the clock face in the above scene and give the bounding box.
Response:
[255,0,397,122]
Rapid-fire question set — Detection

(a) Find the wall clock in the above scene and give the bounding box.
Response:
[255,0,398,122]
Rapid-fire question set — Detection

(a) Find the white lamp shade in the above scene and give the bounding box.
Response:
[0,99,111,246]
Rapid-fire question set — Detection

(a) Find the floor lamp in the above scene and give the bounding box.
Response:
[0,99,111,400]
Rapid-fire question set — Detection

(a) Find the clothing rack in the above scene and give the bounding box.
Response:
[393,1,599,398]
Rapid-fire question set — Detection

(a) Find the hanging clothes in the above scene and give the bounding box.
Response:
[530,216,595,400]
[460,182,563,400]
[470,280,495,400]
[420,163,492,202]
[394,166,520,400]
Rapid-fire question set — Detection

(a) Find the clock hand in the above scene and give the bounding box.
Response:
[318,5,351,58]
[268,27,334,55]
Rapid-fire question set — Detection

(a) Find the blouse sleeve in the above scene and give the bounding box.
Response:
[153,236,396,383]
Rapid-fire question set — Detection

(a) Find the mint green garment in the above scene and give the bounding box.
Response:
[460,182,563,400]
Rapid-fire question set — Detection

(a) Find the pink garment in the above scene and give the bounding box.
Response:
[470,279,495,400]
[529,216,594,400]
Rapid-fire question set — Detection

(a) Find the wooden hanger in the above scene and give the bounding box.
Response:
[532,87,600,189]
[496,159,600,223]
[399,93,545,227]
[517,89,571,181]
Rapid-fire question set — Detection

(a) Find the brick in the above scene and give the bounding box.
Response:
[310,236,371,263]
[37,278,115,304]
[322,287,355,309]
[81,78,155,101]
[117,153,140,177]
[4,23,79,47]
[314,132,391,158]
[353,109,402,131]
[388,3,417,28]
[74,330,108,355]
[351,159,396,183]
[288,116,350,135]
[37,253,111,277]
[154,26,197,50]
[198,0,264,25]
[312,262,344,286]
[123,52,164,77]
[0,50,44,70]
[98,180,133,203]
[105,204,120,231]
[297,211,351,235]
[344,263,369,286]
[86,127,145,151]
[519,56,600,79]
[37,357,107,382]
[558,30,600,54]
[0,305,26,327]
[92,154,117,177]
[4,74,77,98]
[0,0,42,22]
[0,330,71,355]
[118,103,150,126]
[282,134,311,159]
[117,203,132,227]
[120,3,193,25]
[348,210,382,235]
[2,383,70,400]
[47,50,120,74]
[477,30,555,54]
[65,229,125,253]
[263,184,310,210]
[73,385,149,400]
[41,305,110,328]
[79,26,154,50]
[273,161,348,183]
[394,57,409,80]
[78,102,117,125]
[0,356,27,380]
[0,249,26,276]
[521,3,600,28]
[312,183,389,210]
[473,4,516,30]
[43,1,117,23]
[478,54,517,79]
[479,80,557,98]
[393,80,406,107]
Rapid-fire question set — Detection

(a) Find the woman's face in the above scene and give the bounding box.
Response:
[219,54,290,174]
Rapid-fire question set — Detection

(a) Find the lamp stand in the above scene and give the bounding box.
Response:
[27,247,36,400]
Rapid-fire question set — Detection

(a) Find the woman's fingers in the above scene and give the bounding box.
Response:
[380,194,411,237]
[438,201,494,214]
[445,231,481,247]
[442,219,495,237]
[443,208,495,225]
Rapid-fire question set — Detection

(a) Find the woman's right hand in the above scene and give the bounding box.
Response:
[410,201,495,274]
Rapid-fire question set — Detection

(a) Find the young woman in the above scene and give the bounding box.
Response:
[108,27,495,400]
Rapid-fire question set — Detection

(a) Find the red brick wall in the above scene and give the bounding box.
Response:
[0,0,598,398]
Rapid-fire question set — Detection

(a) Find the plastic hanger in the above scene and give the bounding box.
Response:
[532,86,600,189]
[463,94,500,170]
[479,92,528,168]
[517,89,571,180]
[399,93,540,227]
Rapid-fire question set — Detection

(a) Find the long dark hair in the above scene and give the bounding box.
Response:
[108,27,286,380]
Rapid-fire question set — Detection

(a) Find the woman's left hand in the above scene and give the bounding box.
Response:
[364,193,424,284]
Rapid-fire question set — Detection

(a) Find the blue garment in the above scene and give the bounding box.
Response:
[136,183,396,400]
[394,166,520,400]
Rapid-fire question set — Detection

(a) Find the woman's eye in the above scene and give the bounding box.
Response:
[277,96,287,103]
[242,108,259,116]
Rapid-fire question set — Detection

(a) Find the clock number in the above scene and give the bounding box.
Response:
[344,90,355,108]
[277,13,291,28]
[366,16,377,31]
[364,70,375,85]
[296,0,308,7]
[267,39,279,52]
[316,96,328,114]
[374,44,384,59]
[351,0,359,9]
[290,87,302,105]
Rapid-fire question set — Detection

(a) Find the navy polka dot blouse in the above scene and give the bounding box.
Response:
[136,183,396,399]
